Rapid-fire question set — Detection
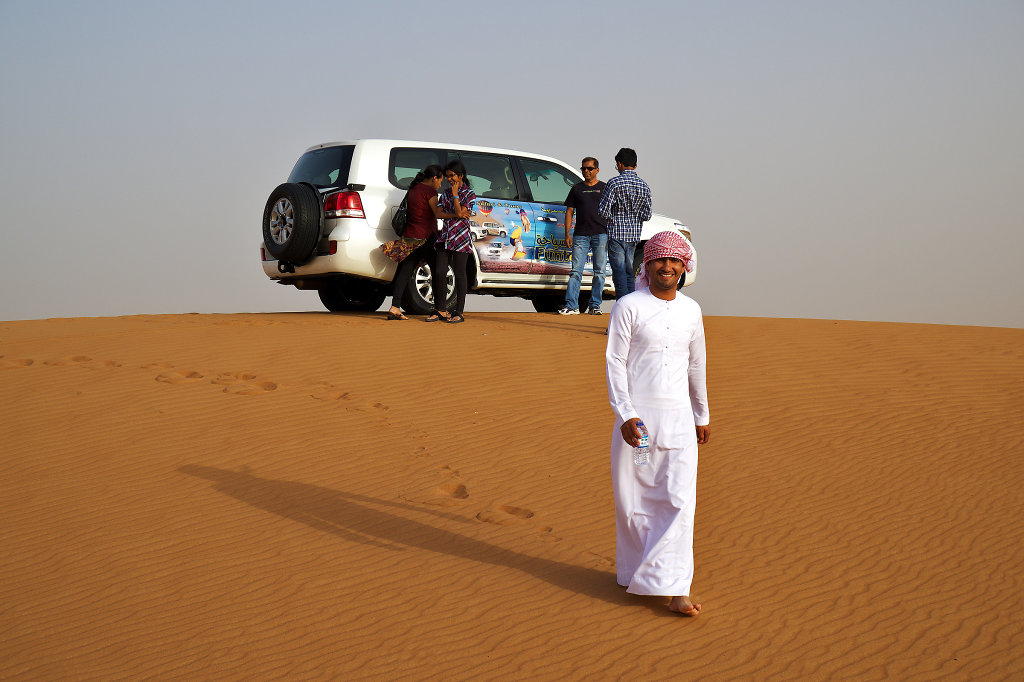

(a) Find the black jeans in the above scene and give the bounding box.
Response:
[433,249,468,315]
[390,253,418,310]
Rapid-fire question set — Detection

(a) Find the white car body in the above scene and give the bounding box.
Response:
[260,139,696,312]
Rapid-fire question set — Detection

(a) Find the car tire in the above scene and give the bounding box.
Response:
[530,295,563,313]
[402,253,456,315]
[318,287,352,312]
[318,277,386,312]
[263,183,321,265]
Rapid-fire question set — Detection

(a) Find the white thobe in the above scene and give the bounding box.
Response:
[606,288,709,596]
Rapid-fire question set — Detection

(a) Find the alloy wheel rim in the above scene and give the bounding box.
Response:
[269,198,294,245]
[414,263,455,303]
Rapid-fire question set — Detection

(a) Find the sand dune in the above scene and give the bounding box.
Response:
[1,312,1021,680]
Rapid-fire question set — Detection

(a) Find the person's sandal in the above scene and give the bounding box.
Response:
[425,311,450,322]
[447,314,465,324]
[386,310,409,321]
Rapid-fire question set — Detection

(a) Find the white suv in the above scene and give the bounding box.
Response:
[260,139,697,313]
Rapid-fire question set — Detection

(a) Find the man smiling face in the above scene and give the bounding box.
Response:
[647,257,684,294]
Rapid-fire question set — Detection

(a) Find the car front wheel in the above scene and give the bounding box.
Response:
[530,295,563,313]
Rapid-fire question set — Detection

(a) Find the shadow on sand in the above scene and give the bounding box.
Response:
[179,465,669,614]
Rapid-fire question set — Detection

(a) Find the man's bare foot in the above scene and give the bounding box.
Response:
[668,596,702,616]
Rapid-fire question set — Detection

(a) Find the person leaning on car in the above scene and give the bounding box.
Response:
[558,157,608,316]
[384,165,463,321]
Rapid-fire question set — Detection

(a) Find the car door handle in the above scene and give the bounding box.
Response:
[537,216,559,222]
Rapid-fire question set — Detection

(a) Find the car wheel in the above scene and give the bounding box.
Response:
[402,254,456,315]
[262,183,321,265]
[318,286,352,312]
[530,295,563,313]
[318,278,386,312]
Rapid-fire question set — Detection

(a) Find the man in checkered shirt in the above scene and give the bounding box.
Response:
[598,148,652,299]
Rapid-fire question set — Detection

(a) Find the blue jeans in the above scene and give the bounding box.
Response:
[564,233,608,310]
[608,238,638,299]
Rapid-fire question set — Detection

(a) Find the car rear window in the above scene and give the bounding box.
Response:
[288,145,354,188]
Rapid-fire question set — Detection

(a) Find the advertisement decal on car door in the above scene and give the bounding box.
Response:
[518,157,581,276]
[470,199,537,274]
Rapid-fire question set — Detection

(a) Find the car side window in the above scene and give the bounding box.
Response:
[517,158,580,205]
[459,152,518,200]
[389,148,447,189]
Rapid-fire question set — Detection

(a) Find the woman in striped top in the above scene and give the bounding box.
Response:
[428,160,476,323]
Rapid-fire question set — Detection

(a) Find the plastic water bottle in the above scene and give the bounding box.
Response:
[633,421,650,466]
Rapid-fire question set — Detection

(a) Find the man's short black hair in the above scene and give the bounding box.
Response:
[582,156,599,168]
[614,148,638,167]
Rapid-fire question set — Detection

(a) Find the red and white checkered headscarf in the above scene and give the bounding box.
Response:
[634,231,695,289]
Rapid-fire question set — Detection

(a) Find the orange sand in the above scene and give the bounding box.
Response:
[1,313,1021,680]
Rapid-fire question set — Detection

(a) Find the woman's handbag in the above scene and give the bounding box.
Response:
[391,193,410,236]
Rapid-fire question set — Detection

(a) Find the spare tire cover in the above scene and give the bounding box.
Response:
[262,183,321,265]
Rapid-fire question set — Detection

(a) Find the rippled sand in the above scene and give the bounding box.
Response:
[1,312,1021,680]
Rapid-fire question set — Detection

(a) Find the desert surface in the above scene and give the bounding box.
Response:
[1,312,1021,680]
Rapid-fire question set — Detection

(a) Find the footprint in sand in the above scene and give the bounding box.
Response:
[155,370,205,384]
[43,355,93,367]
[476,505,534,525]
[400,466,470,507]
[309,382,389,413]
[152,366,276,394]
[586,551,615,570]
[476,505,556,537]
[210,371,277,395]
[310,381,352,401]
[432,466,469,502]
[1,356,123,369]
[437,481,470,500]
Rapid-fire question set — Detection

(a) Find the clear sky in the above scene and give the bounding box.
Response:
[1,0,1021,327]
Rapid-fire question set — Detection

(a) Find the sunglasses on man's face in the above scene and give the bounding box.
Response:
[581,166,597,172]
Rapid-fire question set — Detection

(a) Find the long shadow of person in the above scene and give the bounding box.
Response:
[179,465,668,613]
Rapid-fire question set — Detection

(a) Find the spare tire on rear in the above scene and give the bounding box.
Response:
[262,183,321,265]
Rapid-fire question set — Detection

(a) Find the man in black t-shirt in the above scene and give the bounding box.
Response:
[558,156,609,315]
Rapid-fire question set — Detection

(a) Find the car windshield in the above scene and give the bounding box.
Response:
[288,146,354,188]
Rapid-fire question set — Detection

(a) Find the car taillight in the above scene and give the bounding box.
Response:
[324,191,365,219]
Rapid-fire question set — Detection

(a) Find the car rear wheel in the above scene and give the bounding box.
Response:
[318,277,386,312]
[402,254,456,315]
[262,183,321,265]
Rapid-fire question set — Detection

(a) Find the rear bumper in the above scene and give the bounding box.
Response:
[261,221,396,283]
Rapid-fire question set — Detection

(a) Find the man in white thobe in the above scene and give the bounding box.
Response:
[606,231,710,616]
